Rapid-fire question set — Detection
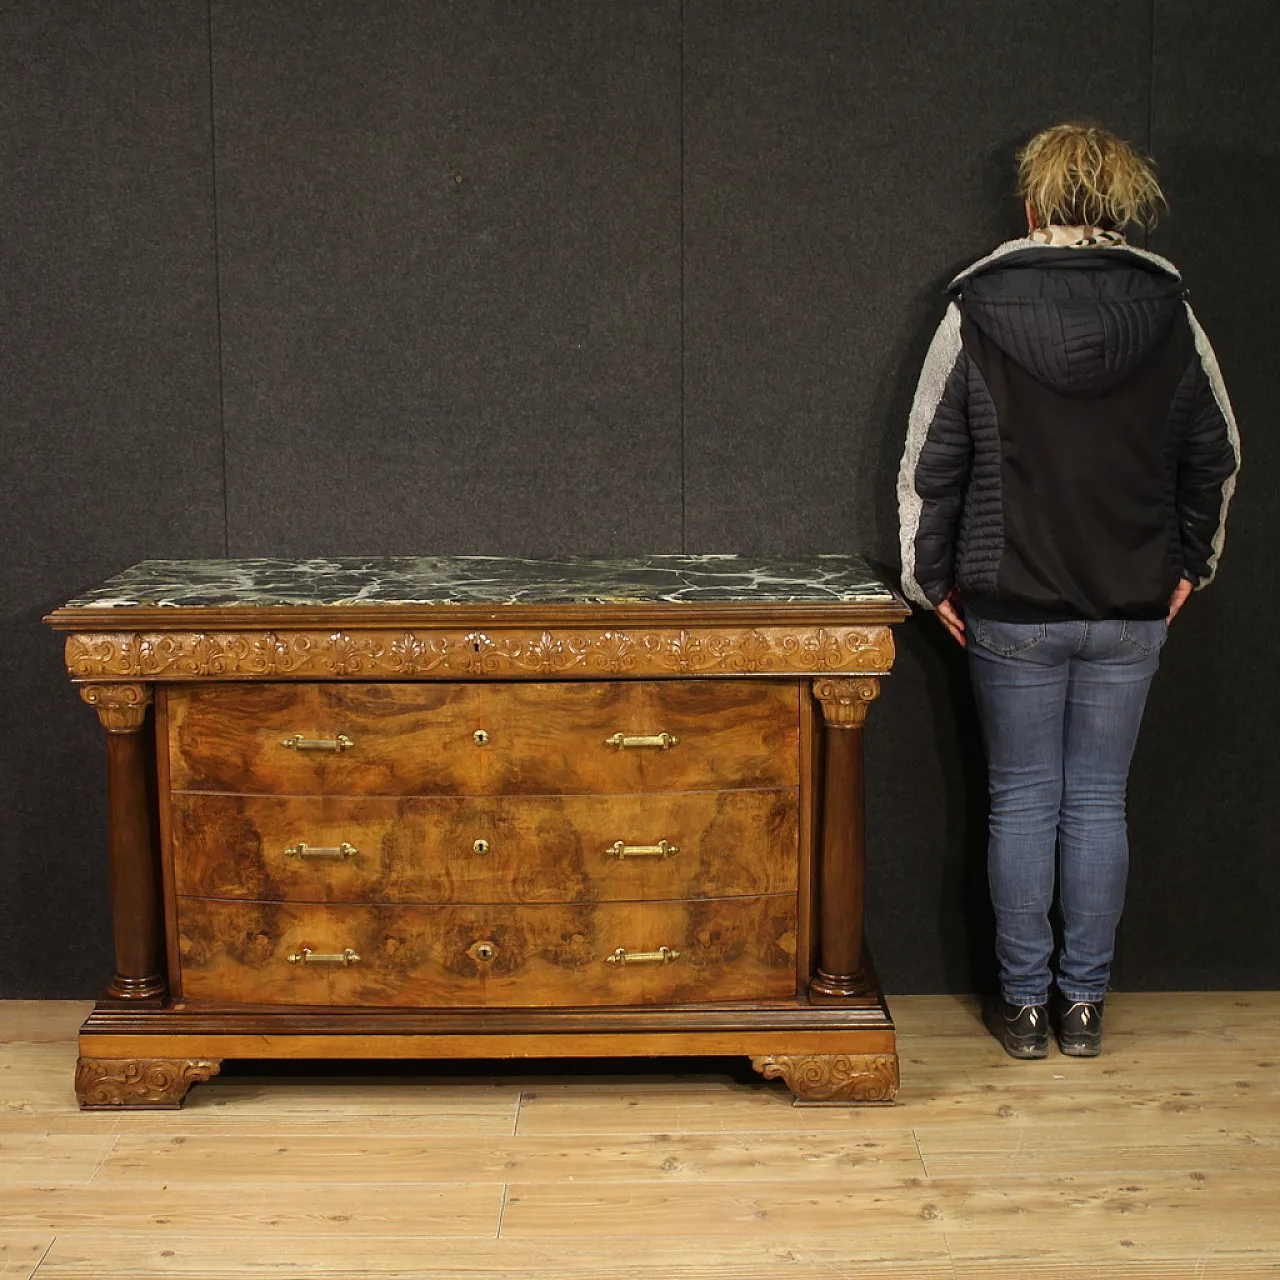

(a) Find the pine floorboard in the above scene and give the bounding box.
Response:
[1,993,1277,1278]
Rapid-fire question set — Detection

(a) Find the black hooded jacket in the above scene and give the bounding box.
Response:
[898,235,1240,622]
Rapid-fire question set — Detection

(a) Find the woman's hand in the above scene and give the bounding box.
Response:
[937,593,967,647]
[1167,578,1193,623]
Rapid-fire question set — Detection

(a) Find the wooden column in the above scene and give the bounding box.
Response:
[809,676,880,999]
[80,683,166,1000]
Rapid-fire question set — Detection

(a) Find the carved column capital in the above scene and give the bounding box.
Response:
[812,676,880,728]
[80,683,153,733]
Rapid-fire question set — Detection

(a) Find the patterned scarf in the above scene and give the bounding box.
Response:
[1030,225,1127,248]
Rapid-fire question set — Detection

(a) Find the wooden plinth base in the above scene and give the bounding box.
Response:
[76,998,898,1109]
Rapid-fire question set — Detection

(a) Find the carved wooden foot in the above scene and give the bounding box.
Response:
[750,1053,899,1104]
[76,1057,222,1110]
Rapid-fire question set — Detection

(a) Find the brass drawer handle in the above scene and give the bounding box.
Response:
[287,947,360,967]
[281,734,354,753]
[605,732,680,751]
[604,840,680,860]
[284,842,359,861]
[605,945,681,966]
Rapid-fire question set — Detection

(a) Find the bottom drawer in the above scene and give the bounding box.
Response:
[176,896,797,1007]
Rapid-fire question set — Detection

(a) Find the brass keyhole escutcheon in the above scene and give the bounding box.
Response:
[473,839,491,855]
[468,940,497,962]
[473,729,490,745]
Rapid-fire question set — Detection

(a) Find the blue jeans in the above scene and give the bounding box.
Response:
[966,613,1167,1007]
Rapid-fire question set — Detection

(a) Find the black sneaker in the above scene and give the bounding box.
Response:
[1056,997,1104,1057]
[985,999,1049,1059]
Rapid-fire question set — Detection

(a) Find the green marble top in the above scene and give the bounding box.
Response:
[62,556,899,609]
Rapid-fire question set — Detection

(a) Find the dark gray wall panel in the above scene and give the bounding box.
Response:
[0,627,113,997]
[683,1,1154,993]
[865,627,996,996]
[1118,0,1280,989]
[213,0,681,557]
[1,0,224,617]
[1,2,223,994]
[683,0,1151,558]
[5,2,1277,999]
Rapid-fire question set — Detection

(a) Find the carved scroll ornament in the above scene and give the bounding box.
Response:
[75,1057,222,1109]
[65,625,896,682]
[751,1053,899,1103]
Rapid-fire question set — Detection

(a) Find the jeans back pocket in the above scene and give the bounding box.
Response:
[971,617,1048,657]
[1120,619,1168,655]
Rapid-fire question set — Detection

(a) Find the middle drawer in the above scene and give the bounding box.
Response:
[170,790,799,904]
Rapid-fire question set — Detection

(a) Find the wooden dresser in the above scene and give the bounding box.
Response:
[46,556,908,1108]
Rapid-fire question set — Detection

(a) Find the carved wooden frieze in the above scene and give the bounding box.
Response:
[751,1052,899,1103]
[75,1057,222,1109]
[64,625,896,682]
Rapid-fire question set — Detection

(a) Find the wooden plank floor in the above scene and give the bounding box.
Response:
[2,994,1278,1279]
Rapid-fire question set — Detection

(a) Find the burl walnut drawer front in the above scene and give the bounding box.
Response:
[166,680,799,796]
[171,790,799,904]
[176,896,798,1006]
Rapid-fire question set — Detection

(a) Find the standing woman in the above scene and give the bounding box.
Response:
[898,123,1240,1058]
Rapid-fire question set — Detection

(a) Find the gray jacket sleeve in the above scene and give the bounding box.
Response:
[897,303,971,609]
[1179,305,1241,586]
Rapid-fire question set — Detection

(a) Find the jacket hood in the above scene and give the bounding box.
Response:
[949,238,1184,396]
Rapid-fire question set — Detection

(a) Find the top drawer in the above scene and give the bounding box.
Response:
[166,679,799,795]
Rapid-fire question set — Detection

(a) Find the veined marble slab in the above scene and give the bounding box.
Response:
[62,555,899,609]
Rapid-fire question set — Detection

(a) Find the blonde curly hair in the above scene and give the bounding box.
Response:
[1017,123,1167,231]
